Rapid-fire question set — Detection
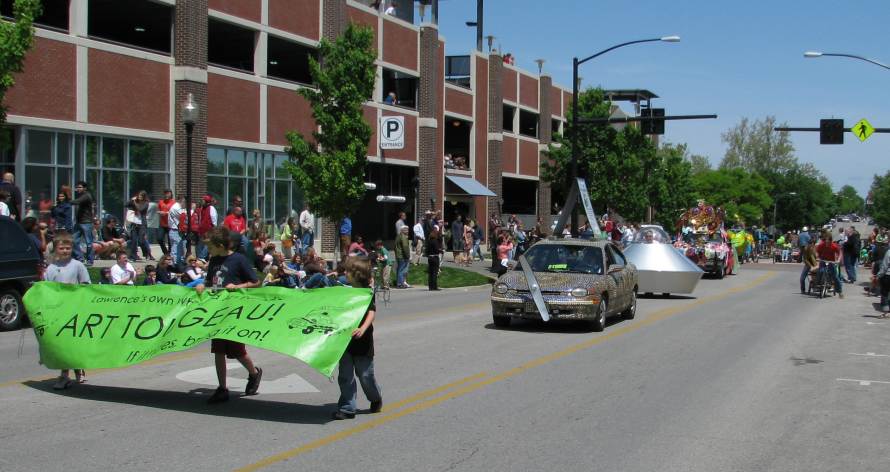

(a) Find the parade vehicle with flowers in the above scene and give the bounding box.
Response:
[673,201,734,279]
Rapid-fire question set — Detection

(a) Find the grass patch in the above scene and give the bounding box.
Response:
[400,263,493,288]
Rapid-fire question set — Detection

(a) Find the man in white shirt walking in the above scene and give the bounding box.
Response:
[412,219,425,265]
[168,196,184,265]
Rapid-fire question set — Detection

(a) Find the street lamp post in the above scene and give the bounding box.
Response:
[570,36,679,234]
[773,192,797,233]
[181,93,200,257]
[804,51,890,71]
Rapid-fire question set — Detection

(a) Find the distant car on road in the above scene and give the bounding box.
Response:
[490,239,637,331]
[0,216,41,331]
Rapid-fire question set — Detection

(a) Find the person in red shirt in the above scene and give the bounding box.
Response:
[223,206,247,234]
[157,189,175,256]
[815,231,844,298]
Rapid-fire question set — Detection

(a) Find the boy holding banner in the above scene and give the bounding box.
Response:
[196,227,263,403]
[43,231,91,389]
[333,257,383,420]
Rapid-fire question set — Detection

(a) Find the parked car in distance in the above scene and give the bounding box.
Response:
[0,216,41,331]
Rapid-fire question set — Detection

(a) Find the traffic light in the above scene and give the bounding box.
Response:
[820,119,844,144]
[641,108,665,135]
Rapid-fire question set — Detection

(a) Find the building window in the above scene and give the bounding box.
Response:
[444,117,471,171]
[267,36,315,85]
[445,55,471,88]
[502,177,537,215]
[207,147,303,233]
[0,128,15,175]
[519,110,539,138]
[208,18,256,72]
[21,130,170,225]
[502,104,516,133]
[1,0,69,31]
[382,68,418,109]
[551,119,561,138]
[88,0,172,54]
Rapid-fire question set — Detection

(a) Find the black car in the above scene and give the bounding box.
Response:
[0,216,41,330]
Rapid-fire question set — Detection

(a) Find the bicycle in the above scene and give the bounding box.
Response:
[809,260,839,299]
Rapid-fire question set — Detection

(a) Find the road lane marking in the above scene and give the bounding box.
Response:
[837,378,890,386]
[380,372,489,413]
[849,352,890,358]
[176,363,319,394]
[234,271,778,472]
[0,350,202,390]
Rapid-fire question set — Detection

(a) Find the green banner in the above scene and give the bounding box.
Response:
[23,282,373,377]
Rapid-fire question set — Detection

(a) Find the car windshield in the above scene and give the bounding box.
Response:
[633,227,670,244]
[522,245,603,275]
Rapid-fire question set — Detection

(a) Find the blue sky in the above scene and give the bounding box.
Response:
[435,0,888,197]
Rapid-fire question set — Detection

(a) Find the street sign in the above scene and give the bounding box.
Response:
[854,118,875,142]
[380,116,405,149]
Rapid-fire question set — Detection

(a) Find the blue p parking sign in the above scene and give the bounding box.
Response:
[380,116,405,149]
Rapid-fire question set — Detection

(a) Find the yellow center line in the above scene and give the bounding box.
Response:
[235,271,778,472]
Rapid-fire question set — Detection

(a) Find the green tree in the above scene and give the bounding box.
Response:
[691,168,773,226]
[284,24,376,220]
[688,153,712,175]
[542,88,673,222]
[651,142,696,226]
[869,171,890,228]
[770,163,835,231]
[720,116,796,175]
[0,0,41,125]
[833,184,865,216]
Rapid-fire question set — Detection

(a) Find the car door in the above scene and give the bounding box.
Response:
[605,245,630,311]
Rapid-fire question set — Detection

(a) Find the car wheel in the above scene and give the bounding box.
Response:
[0,288,24,331]
[492,314,511,328]
[716,262,725,279]
[623,290,637,320]
[588,298,607,332]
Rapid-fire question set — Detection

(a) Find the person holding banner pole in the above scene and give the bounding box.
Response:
[196,227,263,404]
[43,231,91,389]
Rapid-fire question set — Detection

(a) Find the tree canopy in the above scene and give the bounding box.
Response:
[869,172,890,228]
[285,24,377,220]
[541,88,694,224]
[691,168,773,227]
[833,185,865,216]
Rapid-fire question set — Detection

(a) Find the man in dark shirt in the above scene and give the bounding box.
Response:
[0,172,21,221]
[196,227,262,403]
[71,181,95,265]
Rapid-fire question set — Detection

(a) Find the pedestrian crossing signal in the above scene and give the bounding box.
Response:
[820,119,844,145]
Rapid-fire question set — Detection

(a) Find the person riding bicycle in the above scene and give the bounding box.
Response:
[815,230,844,299]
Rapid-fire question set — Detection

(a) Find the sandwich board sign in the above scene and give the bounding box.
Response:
[380,116,405,149]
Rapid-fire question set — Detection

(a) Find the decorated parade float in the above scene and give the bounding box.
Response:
[674,201,734,279]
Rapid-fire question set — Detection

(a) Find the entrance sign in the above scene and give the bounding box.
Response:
[380,116,405,149]
[23,283,373,377]
[854,118,875,142]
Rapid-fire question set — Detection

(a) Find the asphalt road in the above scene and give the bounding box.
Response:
[2,261,889,472]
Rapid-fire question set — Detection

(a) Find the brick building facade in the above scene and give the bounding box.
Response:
[3,0,574,256]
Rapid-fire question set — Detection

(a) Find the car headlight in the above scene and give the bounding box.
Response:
[494,283,509,295]
[570,287,588,297]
